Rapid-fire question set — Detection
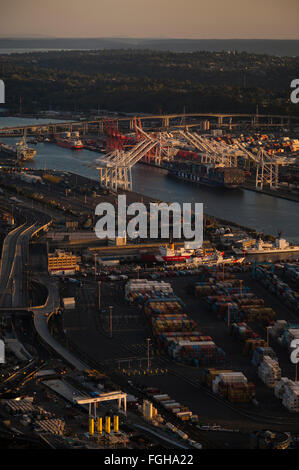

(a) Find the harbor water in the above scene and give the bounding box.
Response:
[0,117,298,243]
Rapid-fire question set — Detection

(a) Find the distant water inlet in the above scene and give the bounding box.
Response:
[0,116,298,243]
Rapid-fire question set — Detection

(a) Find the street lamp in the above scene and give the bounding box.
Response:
[147,338,151,370]
[109,306,113,338]
[266,326,271,347]
[98,281,101,311]
[227,303,231,328]
[93,253,97,280]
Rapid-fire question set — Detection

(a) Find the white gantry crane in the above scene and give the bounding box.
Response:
[174,130,292,190]
[97,126,293,192]
[173,130,238,167]
[97,137,159,191]
[233,140,283,190]
[97,126,179,191]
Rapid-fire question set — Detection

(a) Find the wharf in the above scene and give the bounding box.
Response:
[242,183,299,203]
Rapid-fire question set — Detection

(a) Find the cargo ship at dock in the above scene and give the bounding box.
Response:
[233,237,299,255]
[55,131,84,150]
[0,132,36,161]
[141,243,244,265]
[56,138,84,150]
[168,161,245,189]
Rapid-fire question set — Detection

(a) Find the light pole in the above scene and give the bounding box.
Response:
[147,338,151,370]
[227,303,231,328]
[94,253,97,280]
[109,306,113,338]
[98,281,101,311]
[266,326,271,347]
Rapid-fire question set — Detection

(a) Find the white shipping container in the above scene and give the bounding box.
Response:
[163,402,180,409]
[153,394,170,402]
[63,297,76,310]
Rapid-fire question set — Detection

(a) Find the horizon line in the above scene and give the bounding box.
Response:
[0,36,299,41]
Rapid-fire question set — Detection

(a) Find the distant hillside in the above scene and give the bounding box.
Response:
[1,49,299,116]
[0,38,298,56]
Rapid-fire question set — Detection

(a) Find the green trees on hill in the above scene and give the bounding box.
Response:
[1,49,298,115]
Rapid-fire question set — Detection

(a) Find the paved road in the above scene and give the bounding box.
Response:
[0,220,88,370]
[32,275,88,371]
[12,224,38,308]
[0,223,27,308]
[0,223,39,309]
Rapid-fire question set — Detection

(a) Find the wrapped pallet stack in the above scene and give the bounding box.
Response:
[258,356,281,388]
[274,378,299,412]
[274,377,292,399]
[252,346,277,367]
[281,326,299,351]
[269,320,287,341]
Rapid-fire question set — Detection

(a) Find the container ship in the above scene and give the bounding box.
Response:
[0,132,36,161]
[56,131,84,150]
[168,161,245,189]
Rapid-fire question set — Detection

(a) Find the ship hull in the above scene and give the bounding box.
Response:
[234,247,299,255]
[140,253,191,263]
[0,145,35,161]
[0,146,16,157]
[168,172,241,189]
[57,141,83,150]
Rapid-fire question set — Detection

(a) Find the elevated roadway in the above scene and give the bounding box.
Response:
[0,223,88,369]
[0,223,34,308]
[0,112,297,137]
[32,276,88,371]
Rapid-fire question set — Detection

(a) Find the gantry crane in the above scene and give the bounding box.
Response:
[97,138,159,191]
[134,117,178,165]
[232,141,281,190]
[173,130,289,190]
[173,130,238,166]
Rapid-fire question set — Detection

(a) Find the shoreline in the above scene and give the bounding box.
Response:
[241,183,299,204]
[140,162,299,204]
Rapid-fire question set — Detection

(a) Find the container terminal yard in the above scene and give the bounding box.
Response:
[0,114,298,451]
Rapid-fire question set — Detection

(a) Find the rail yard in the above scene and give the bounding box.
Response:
[0,112,298,452]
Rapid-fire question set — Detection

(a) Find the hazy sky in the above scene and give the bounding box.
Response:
[1,0,298,39]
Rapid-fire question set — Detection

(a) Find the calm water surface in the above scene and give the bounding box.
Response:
[0,117,298,243]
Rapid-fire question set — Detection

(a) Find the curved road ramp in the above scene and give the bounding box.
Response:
[0,223,87,371]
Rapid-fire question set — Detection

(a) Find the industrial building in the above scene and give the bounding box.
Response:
[48,249,80,275]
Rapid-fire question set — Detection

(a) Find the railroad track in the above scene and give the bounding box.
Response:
[115,336,299,427]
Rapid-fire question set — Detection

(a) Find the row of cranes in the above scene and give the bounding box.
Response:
[98,120,294,191]
[173,130,239,166]
[174,130,290,190]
